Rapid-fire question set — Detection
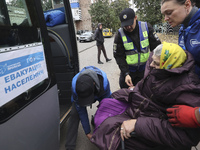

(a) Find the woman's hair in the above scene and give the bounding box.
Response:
[153,44,163,56]
[161,0,194,5]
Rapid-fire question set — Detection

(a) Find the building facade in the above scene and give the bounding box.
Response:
[70,0,92,31]
[69,0,135,32]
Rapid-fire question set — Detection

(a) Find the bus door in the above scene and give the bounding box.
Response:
[0,0,79,149]
[43,1,79,126]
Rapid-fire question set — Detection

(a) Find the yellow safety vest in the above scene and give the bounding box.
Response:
[119,21,150,67]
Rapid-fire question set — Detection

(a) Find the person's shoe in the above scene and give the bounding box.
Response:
[106,58,112,62]
[98,61,104,64]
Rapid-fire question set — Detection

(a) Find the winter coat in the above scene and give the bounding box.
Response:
[179,8,200,78]
[94,23,104,46]
[91,51,200,150]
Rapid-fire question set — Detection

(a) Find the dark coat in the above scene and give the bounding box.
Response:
[94,23,104,46]
[91,51,200,150]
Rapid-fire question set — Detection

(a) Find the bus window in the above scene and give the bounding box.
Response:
[0,0,50,123]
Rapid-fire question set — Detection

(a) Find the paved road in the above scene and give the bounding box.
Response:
[59,36,200,150]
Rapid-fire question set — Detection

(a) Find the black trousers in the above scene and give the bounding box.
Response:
[97,44,108,62]
[65,103,80,150]
[119,71,144,88]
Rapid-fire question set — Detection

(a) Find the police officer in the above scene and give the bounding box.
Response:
[65,66,111,150]
[113,8,161,88]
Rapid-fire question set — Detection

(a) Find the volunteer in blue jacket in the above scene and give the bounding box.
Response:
[113,8,161,89]
[161,0,200,128]
[65,66,111,150]
[161,0,200,78]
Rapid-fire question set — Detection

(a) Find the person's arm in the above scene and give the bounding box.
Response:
[113,32,130,76]
[134,117,198,149]
[166,105,200,128]
[76,105,91,137]
[94,30,102,43]
[147,22,161,51]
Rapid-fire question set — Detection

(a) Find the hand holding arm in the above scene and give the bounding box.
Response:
[167,105,200,128]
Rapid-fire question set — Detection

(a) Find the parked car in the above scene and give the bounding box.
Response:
[79,32,95,42]
[76,30,89,40]
[103,28,113,38]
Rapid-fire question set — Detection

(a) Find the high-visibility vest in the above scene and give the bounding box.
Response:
[119,21,150,68]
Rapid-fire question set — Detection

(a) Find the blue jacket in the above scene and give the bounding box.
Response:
[179,8,200,78]
[71,66,111,134]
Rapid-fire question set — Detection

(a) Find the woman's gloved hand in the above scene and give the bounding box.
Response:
[166,105,200,128]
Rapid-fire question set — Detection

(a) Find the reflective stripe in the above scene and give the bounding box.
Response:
[141,22,148,37]
[126,54,138,66]
[141,22,149,48]
[141,39,149,48]
[126,52,149,66]
[120,28,134,50]
[122,36,127,42]
[125,50,138,55]
[124,42,134,50]
[143,31,148,37]
[140,52,149,63]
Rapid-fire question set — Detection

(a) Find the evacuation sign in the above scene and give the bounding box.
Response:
[0,43,48,107]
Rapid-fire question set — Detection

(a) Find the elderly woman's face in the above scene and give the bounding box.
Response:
[150,55,160,69]
[161,0,191,27]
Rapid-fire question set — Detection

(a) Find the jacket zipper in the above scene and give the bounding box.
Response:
[109,127,120,150]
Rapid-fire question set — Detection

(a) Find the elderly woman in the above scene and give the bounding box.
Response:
[90,42,200,150]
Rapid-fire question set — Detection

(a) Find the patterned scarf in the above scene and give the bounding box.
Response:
[160,42,187,69]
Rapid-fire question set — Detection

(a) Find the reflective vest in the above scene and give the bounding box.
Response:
[119,21,150,70]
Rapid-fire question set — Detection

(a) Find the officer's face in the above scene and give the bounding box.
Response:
[123,16,137,32]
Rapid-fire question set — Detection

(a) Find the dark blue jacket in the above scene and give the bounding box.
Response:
[71,66,111,134]
[179,8,200,78]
